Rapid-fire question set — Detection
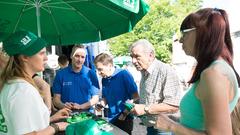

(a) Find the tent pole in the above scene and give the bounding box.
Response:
[36,0,43,78]
[36,0,41,37]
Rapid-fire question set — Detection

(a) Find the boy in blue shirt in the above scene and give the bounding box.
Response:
[94,53,139,135]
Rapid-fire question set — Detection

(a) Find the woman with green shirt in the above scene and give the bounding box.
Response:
[154,8,240,135]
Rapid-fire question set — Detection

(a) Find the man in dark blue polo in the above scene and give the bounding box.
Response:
[52,45,99,112]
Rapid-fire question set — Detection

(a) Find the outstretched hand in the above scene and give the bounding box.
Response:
[64,102,83,110]
[55,122,69,131]
[51,108,71,122]
[131,104,145,116]
[64,102,74,109]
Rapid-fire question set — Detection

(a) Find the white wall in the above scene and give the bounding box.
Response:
[232,32,240,74]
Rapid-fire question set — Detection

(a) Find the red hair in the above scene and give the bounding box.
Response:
[180,8,240,85]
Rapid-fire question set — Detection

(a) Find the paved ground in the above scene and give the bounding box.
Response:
[132,117,147,135]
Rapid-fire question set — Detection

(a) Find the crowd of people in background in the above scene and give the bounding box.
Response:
[0,7,239,135]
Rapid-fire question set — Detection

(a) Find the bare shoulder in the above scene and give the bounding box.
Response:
[201,64,227,82]
[198,65,230,99]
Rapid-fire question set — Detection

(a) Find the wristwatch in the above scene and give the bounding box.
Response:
[144,105,150,114]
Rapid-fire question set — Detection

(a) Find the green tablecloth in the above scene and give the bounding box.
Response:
[66,119,112,135]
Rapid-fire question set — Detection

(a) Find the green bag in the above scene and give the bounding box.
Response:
[66,119,112,135]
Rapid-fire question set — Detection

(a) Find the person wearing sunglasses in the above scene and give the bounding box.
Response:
[154,8,240,135]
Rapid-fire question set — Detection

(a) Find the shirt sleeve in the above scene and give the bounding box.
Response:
[102,79,106,99]
[10,84,49,134]
[52,71,62,94]
[123,70,138,99]
[162,67,182,106]
[88,69,100,96]
[89,69,100,89]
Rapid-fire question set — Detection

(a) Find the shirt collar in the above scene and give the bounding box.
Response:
[69,65,87,74]
[146,59,157,75]
[107,68,121,78]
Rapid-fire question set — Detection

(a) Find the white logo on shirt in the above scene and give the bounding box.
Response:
[63,82,72,86]
[124,0,134,8]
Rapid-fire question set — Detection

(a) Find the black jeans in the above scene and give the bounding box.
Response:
[112,117,133,135]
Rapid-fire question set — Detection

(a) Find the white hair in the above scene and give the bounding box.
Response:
[130,39,155,54]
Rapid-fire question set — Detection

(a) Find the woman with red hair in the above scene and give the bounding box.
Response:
[154,8,240,135]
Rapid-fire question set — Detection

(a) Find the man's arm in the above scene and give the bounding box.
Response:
[52,70,65,110]
[133,65,181,116]
[144,103,178,114]
[143,64,181,115]
[132,103,178,116]
[132,92,140,103]
[74,95,99,110]
[89,69,100,89]
[77,71,100,109]
[53,94,65,109]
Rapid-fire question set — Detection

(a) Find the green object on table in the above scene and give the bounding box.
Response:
[95,118,108,125]
[66,119,112,135]
[66,112,93,124]
[125,103,134,111]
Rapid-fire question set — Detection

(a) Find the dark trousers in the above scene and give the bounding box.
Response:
[147,127,174,135]
[112,118,133,135]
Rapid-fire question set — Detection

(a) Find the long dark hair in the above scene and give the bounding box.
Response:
[180,8,240,86]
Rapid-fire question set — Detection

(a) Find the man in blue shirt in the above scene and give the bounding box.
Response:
[52,45,99,112]
[94,53,139,135]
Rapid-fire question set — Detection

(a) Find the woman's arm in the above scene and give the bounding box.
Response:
[24,122,68,135]
[197,68,233,135]
[24,108,70,135]
[155,67,233,135]
[50,108,70,122]
[155,114,206,135]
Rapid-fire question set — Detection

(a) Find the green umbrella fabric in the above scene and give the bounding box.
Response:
[113,56,132,67]
[0,0,149,45]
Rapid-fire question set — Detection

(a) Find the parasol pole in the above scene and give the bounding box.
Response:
[36,0,43,78]
[36,0,41,37]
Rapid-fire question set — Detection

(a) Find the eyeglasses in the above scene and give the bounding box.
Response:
[180,27,196,39]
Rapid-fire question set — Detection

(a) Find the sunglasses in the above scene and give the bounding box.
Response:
[180,28,196,39]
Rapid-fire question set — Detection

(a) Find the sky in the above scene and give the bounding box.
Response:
[202,0,240,32]
[202,0,240,73]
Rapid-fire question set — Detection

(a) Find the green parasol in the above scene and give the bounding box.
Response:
[0,0,149,45]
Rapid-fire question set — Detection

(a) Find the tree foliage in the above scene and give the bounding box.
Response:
[108,0,202,63]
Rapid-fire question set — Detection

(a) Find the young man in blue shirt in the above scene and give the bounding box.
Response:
[52,45,99,112]
[94,53,139,135]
